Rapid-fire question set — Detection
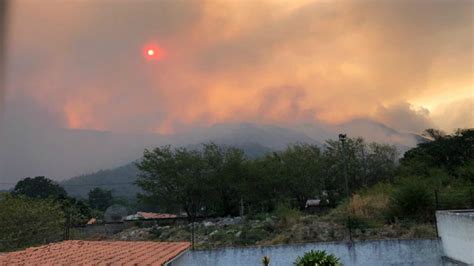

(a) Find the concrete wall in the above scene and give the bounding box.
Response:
[169,239,442,266]
[436,210,474,265]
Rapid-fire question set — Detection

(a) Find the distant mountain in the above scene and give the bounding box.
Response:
[62,163,140,200]
[61,141,275,199]
[297,118,422,154]
[172,123,320,150]
[4,119,424,191]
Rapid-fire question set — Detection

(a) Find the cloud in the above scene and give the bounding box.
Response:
[432,97,474,132]
[4,0,473,134]
[374,102,435,133]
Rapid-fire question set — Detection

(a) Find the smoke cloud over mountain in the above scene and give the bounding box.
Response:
[1,0,472,185]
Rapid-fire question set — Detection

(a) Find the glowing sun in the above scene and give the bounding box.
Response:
[143,43,164,61]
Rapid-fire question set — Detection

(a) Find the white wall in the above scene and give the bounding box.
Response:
[436,210,474,265]
[169,239,442,266]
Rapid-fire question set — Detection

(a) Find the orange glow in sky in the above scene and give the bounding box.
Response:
[143,43,164,61]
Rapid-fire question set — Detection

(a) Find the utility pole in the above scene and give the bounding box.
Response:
[339,133,352,241]
[339,134,350,199]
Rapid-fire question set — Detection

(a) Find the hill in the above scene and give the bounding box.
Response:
[62,142,274,199]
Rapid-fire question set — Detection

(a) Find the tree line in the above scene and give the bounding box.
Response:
[136,138,399,218]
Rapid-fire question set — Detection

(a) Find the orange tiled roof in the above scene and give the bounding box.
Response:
[0,240,190,265]
[137,212,177,219]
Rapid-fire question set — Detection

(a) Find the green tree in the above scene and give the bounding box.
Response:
[324,138,397,198]
[136,146,212,219]
[203,143,247,216]
[0,193,64,251]
[60,197,92,227]
[278,144,323,210]
[12,176,67,199]
[88,187,113,211]
[400,128,474,177]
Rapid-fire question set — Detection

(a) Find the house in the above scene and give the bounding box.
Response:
[125,211,177,221]
[0,240,190,265]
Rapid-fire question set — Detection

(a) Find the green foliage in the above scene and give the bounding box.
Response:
[12,176,67,199]
[136,144,220,218]
[238,227,270,245]
[60,197,92,227]
[0,194,64,251]
[400,128,473,177]
[389,178,434,222]
[294,250,342,266]
[88,187,113,211]
[262,256,271,266]
[134,128,471,224]
[324,138,398,199]
[274,204,301,227]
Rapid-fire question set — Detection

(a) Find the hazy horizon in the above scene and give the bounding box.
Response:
[1,0,473,187]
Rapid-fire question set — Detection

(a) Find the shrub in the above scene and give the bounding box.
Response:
[389,179,434,222]
[0,194,65,251]
[294,250,342,266]
[238,227,270,245]
[348,183,392,222]
[274,204,301,227]
[262,256,270,266]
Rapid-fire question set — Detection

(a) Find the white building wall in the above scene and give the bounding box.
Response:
[169,239,442,266]
[436,210,474,265]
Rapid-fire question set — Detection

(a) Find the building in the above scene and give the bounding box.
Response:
[0,241,190,265]
[436,209,474,265]
[125,212,177,221]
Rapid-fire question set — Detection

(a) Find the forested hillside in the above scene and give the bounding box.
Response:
[62,142,273,199]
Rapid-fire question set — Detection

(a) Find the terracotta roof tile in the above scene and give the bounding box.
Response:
[0,240,190,266]
[137,212,177,219]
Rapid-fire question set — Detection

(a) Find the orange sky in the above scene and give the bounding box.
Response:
[5,0,473,134]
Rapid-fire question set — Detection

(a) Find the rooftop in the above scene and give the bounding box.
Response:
[138,212,177,219]
[0,240,190,265]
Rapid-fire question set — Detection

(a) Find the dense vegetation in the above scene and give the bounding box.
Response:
[136,129,473,223]
[0,177,97,251]
[0,194,64,251]
[136,139,399,218]
[1,128,472,251]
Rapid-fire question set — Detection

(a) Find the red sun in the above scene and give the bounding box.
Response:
[143,44,165,61]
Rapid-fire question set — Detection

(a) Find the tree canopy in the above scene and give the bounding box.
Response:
[0,194,64,251]
[136,140,399,217]
[12,176,67,199]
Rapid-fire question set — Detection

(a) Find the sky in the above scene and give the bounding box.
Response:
[3,0,472,136]
[0,0,473,185]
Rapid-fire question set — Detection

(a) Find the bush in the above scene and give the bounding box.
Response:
[274,204,301,227]
[238,227,270,245]
[294,250,342,266]
[0,194,65,251]
[389,179,434,222]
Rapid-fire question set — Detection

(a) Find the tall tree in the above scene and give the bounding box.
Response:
[12,176,67,199]
[278,144,324,210]
[400,128,474,178]
[203,143,247,216]
[136,146,212,219]
[324,138,397,196]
